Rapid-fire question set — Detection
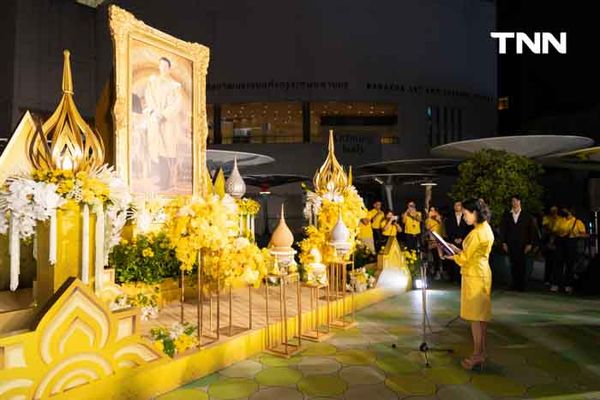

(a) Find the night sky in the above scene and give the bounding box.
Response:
[497,1,600,140]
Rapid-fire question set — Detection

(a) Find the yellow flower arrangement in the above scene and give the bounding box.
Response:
[164,195,239,272]
[236,198,260,216]
[299,187,367,267]
[202,237,272,289]
[32,167,111,206]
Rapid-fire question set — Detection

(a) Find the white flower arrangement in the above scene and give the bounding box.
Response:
[0,167,131,291]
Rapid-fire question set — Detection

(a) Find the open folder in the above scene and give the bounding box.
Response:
[430,231,456,256]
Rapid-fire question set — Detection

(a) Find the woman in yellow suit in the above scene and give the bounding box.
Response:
[446,199,494,371]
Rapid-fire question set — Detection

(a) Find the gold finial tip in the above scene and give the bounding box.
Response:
[62,49,73,94]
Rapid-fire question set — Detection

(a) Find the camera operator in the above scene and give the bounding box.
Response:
[381,210,402,246]
[402,200,422,251]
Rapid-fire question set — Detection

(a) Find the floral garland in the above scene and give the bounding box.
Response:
[150,322,198,357]
[164,194,238,272]
[0,166,130,291]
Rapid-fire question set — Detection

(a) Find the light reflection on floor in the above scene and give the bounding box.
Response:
[157,284,600,399]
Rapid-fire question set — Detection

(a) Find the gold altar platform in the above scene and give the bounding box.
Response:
[57,285,395,400]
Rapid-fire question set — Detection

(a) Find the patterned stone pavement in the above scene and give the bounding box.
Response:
[156,285,600,399]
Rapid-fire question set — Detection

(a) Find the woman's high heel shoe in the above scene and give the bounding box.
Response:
[461,355,486,371]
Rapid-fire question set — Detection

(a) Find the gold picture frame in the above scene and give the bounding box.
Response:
[109,5,209,197]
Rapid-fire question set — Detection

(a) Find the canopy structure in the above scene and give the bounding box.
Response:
[243,174,311,188]
[431,135,594,159]
[356,158,459,176]
[539,146,600,171]
[207,149,275,173]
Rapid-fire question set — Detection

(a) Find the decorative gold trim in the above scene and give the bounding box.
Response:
[108,5,209,198]
[28,51,105,173]
[313,130,349,195]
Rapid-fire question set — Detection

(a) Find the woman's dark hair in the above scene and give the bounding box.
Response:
[462,198,491,223]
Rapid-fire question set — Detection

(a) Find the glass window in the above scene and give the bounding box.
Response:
[443,107,448,144]
[427,106,433,147]
[221,102,303,144]
[310,102,398,143]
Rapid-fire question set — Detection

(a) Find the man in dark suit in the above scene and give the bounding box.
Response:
[444,201,473,283]
[500,195,539,291]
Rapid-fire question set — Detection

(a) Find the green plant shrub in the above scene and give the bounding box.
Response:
[450,149,544,226]
[109,231,180,285]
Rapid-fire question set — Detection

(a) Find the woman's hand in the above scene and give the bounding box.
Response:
[448,243,461,253]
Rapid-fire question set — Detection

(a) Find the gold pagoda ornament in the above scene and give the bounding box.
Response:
[313,129,349,195]
[28,50,105,172]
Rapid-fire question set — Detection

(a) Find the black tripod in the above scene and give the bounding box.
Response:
[394,236,453,367]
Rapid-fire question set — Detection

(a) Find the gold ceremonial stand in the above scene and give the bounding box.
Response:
[328,258,356,329]
[300,282,332,342]
[196,254,220,348]
[224,284,253,337]
[265,272,303,357]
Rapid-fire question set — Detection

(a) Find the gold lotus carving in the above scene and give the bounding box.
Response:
[0,278,166,399]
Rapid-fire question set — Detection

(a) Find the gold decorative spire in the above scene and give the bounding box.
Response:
[312,129,348,194]
[29,50,105,172]
[269,204,294,250]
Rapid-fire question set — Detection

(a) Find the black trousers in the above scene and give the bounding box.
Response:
[554,238,577,288]
[543,247,557,284]
[405,233,419,252]
[508,245,527,291]
[373,229,383,252]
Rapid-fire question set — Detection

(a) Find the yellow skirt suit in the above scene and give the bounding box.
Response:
[453,221,494,322]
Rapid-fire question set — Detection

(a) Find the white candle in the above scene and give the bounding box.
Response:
[9,216,20,291]
[49,210,57,265]
[94,205,105,292]
[81,204,90,284]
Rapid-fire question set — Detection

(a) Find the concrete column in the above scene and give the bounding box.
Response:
[384,184,394,211]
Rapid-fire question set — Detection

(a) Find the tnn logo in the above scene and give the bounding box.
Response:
[490,32,567,54]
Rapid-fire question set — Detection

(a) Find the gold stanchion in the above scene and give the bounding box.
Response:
[197,251,202,347]
[197,253,218,348]
[329,260,356,329]
[180,271,185,324]
[301,281,331,342]
[264,272,303,357]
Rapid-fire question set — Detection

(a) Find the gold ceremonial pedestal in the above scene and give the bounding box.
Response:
[265,272,302,357]
[35,201,98,308]
[328,259,356,329]
[301,282,331,342]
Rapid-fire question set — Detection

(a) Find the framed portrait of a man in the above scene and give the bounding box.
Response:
[109,5,209,197]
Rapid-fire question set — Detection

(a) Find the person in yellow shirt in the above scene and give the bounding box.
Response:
[552,206,587,294]
[402,200,422,251]
[367,200,385,252]
[425,205,445,280]
[381,211,402,245]
[446,199,493,371]
[357,217,375,253]
[542,206,560,286]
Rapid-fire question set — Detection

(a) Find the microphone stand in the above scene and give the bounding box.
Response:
[393,226,453,367]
